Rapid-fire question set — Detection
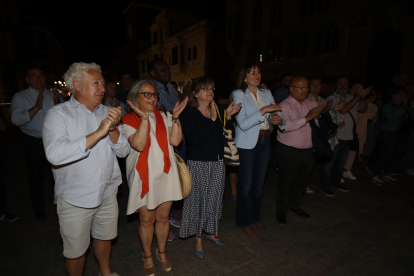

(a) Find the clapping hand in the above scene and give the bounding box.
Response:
[226,101,242,119]
[333,100,346,111]
[107,106,122,128]
[35,91,44,110]
[258,83,267,89]
[172,97,189,117]
[127,100,148,118]
[272,113,283,125]
[264,103,282,113]
[324,99,333,111]
[210,100,217,121]
[355,84,373,99]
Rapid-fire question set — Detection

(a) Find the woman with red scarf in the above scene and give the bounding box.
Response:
[122,80,188,276]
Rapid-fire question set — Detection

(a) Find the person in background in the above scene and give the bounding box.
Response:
[116,73,134,104]
[320,77,370,197]
[103,81,126,117]
[372,87,411,185]
[179,76,241,259]
[405,85,414,176]
[233,63,282,237]
[275,77,323,225]
[170,81,178,90]
[0,107,19,221]
[43,62,130,276]
[10,66,60,220]
[343,85,378,180]
[122,80,187,275]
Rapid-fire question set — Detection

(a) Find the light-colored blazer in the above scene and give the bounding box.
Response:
[232,88,275,149]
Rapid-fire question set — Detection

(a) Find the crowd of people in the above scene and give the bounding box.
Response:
[1,59,413,276]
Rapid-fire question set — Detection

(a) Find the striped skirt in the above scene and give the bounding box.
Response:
[179,159,225,238]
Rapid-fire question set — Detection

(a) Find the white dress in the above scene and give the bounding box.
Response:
[122,112,183,215]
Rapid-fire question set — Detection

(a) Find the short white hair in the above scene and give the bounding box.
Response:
[64,62,102,94]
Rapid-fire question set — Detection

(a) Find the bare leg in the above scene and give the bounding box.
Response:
[229,172,238,197]
[139,206,156,268]
[93,239,112,276]
[65,255,85,276]
[195,236,203,251]
[154,201,173,262]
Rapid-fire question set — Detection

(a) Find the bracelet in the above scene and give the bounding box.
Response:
[141,117,149,121]
[172,117,180,121]
[109,126,117,132]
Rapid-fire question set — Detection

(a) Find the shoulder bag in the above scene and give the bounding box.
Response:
[215,104,240,166]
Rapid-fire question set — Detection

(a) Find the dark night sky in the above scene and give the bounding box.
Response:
[21,0,226,68]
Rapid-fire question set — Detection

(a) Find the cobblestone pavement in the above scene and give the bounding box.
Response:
[1,128,414,276]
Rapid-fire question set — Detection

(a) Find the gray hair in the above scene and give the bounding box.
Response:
[63,62,102,95]
[126,79,158,113]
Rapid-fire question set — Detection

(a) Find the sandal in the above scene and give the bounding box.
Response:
[156,249,172,272]
[142,254,155,276]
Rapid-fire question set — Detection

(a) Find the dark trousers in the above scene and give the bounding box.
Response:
[236,135,271,227]
[276,143,313,214]
[320,139,350,189]
[23,134,46,212]
[0,145,7,214]
[374,130,407,176]
[405,129,414,170]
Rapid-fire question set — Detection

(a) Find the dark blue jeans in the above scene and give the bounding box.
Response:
[320,139,350,189]
[236,135,271,227]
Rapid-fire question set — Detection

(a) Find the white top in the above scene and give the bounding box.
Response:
[250,91,269,130]
[122,112,183,214]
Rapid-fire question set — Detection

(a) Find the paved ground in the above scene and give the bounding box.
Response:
[1,127,414,276]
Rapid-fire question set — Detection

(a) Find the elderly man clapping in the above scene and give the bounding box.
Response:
[43,62,130,276]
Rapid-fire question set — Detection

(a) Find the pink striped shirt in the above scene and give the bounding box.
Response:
[277,96,317,149]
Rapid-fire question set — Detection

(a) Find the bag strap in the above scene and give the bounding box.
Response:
[215,104,226,128]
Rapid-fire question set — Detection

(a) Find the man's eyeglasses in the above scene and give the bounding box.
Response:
[310,84,321,87]
[140,92,160,99]
[291,86,309,91]
[201,87,215,91]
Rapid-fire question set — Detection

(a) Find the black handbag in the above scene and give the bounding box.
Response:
[215,104,240,166]
[348,111,359,151]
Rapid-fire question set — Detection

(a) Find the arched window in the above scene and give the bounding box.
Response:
[289,30,309,58]
[267,37,283,61]
[253,3,262,33]
[251,43,263,63]
[316,22,340,54]
[188,47,192,61]
[193,45,197,60]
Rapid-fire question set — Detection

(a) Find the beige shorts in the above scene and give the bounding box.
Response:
[56,190,118,258]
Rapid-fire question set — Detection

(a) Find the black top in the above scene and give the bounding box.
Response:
[181,104,234,162]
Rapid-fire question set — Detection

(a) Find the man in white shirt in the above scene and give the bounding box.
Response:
[43,62,130,276]
[10,66,59,220]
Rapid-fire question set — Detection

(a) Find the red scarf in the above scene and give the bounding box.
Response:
[122,109,171,198]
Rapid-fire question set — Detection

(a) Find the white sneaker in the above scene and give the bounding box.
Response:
[343,170,356,180]
[306,187,314,194]
[407,169,414,176]
[341,178,345,183]
[372,175,384,186]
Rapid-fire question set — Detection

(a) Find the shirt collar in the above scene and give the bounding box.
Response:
[286,95,309,105]
[70,96,102,112]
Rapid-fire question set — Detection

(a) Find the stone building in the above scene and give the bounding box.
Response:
[134,9,232,97]
[226,0,414,91]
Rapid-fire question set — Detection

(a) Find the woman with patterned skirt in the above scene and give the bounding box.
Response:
[179,76,241,259]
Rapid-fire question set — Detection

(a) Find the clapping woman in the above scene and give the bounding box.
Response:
[179,76,241,259]
[122,80,188,276]
[232,63,281,237]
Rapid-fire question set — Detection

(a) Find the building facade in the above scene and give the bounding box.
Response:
[226,0,414,91]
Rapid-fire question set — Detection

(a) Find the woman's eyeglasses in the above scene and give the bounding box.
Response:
[201,87,215,91]
[140,92,160,99]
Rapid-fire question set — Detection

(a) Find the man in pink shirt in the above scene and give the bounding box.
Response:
[272,76,323,224]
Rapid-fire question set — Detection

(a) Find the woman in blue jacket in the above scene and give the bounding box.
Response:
[232,63,281,237]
